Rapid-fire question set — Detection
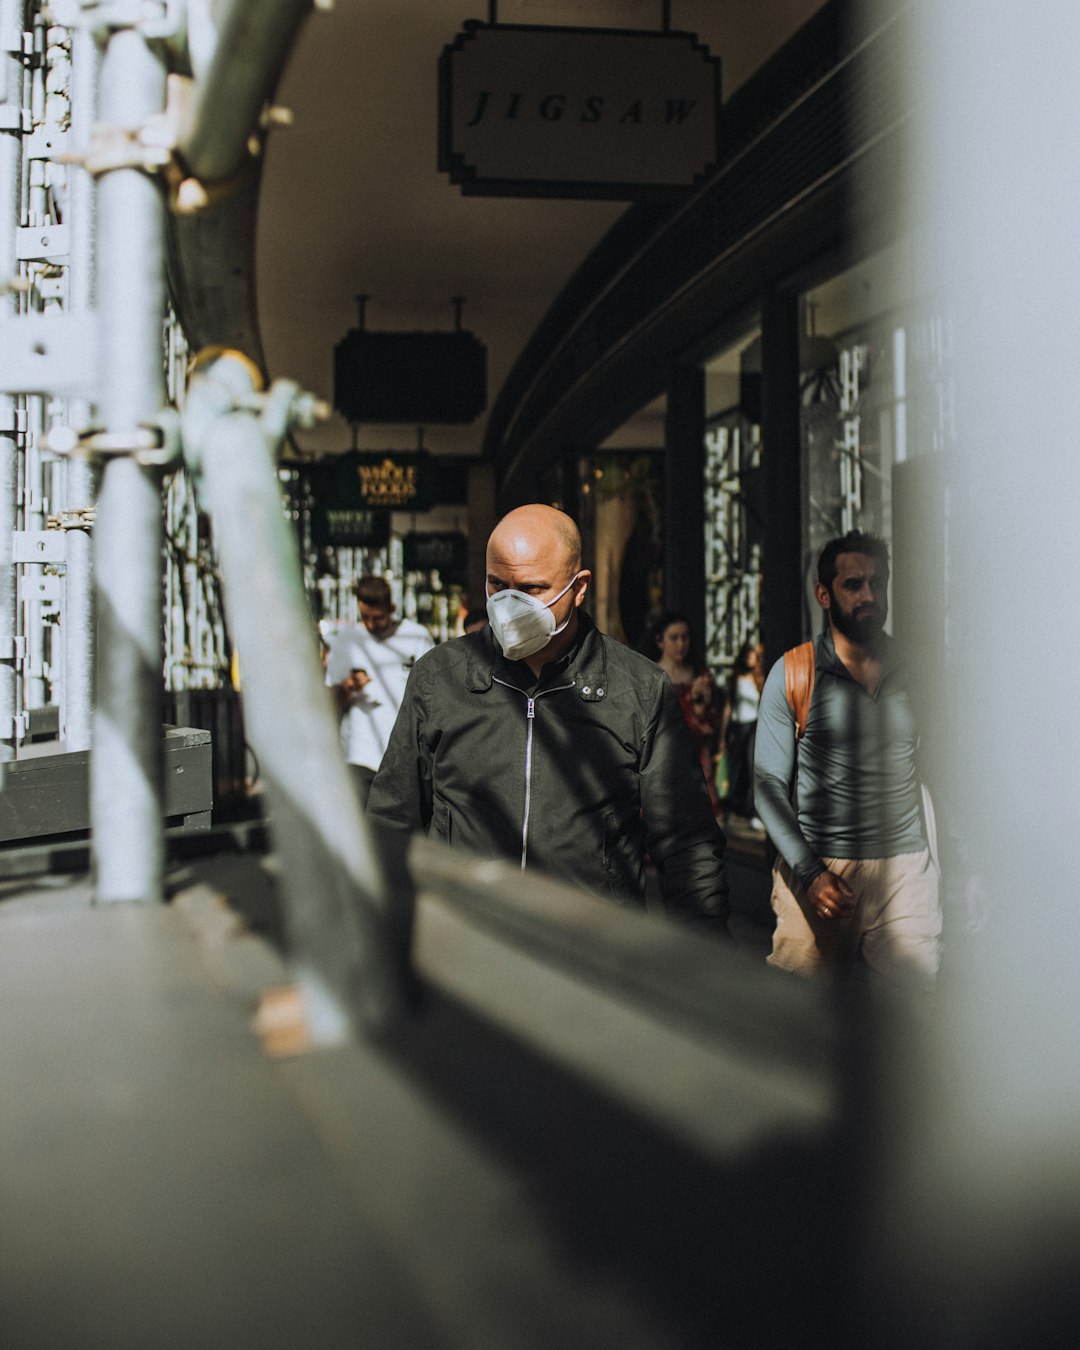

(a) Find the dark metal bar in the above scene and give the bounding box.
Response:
[759,290,803,662]
[663,363,707,641]
[179,0,314,184]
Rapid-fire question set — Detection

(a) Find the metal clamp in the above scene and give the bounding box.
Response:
[1,711,30,739]
[61,75,190,181]
[252,381,332,443]
[0,314,97,399]
[49,408,182,468]
[182,352,331,483]
[74,120,174,177]
[86,409,182,468]
[12,531,67,564]
[45,0,184,42]
[23,124,71,162]
[47,506,96,532]
[0,106,30,133]
[17,223,70,262]
[22,573,63,604]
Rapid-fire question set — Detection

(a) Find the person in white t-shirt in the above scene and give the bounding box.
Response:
[324,575,434,806]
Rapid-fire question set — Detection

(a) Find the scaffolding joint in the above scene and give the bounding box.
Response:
[51,407,182,468]
[60,73,190,188]
[183,349,329,481]
[44,0,184,45]
[68,116,173,177]
[47,506,96,532]
[0,710,30,739]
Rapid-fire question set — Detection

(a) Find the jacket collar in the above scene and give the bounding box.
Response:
[465,611,610,702]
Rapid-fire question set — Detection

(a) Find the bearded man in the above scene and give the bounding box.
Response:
[368,504,729,937]
[754,530,942,983]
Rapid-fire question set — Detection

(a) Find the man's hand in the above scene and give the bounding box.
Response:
[335,668,371,709]
[807,870,855,920]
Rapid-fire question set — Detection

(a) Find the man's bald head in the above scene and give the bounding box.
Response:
[486,504,581,577]
[484,505,590,670]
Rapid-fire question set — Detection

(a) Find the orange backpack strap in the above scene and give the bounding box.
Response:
[783,641,816,740]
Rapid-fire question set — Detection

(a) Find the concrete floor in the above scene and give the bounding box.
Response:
[0,835,834,1350]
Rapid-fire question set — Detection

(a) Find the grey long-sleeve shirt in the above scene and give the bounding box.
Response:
[753,630,926,892]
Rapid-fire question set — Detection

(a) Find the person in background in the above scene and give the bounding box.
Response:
[725,640,764,829]
[324,575,434,807]
[462,607,488,634]
[369,506,729,936]
[754,530,941,984]
[652,611,723,813]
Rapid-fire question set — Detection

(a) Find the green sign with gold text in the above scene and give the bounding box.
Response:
[313,451,434,514]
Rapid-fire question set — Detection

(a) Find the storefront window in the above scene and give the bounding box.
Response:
[799,237,957,629]
[703,328,763,675]
[800,238,958,636]
[799,240,960,659]
[578,450,664,651]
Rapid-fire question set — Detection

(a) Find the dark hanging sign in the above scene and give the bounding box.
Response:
[402,531,469,582]
[353,451,434,511]
[334,329,487,424]
[309,506,391,550]
[312,450,435,514]
[438,22,721,200]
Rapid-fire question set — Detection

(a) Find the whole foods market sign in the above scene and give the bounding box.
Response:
[439,23,721,200]
[309,451,433,515]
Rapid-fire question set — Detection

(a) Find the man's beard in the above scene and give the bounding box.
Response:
[829,602,885,645]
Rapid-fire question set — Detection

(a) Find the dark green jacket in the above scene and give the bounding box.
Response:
[368,614,729,934]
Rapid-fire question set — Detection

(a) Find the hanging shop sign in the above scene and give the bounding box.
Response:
[309,505,391,550]
[334,329,487,424]
[353,451,434,511]
[402,531,469,582]
[439,22,721,200]
[312,451,435,514]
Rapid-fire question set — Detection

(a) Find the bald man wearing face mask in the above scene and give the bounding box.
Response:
[368,505,730,936]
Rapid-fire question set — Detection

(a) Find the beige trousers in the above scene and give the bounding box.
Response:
[767,850,942,983]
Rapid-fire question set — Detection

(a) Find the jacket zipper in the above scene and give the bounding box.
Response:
[491,676,574,868]
[522,697,535,867]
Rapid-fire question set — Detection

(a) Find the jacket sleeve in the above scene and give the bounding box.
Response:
[753,659,825,892]
[367,661,434,863]
[640,678,730,936]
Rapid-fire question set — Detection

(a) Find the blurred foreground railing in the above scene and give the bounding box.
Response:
[0,2,415,1035]
[408,834,841,1157]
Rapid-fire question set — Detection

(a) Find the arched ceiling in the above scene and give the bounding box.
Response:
[255,0,825,463]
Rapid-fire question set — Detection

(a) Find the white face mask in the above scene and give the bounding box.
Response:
[486,573,582,661]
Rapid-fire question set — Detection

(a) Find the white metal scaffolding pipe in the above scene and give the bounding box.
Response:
[62,27,99,752]
[62,457,95,751]
[91,27,168,902]
[183,353,411,1037]
[0,0,21,765]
